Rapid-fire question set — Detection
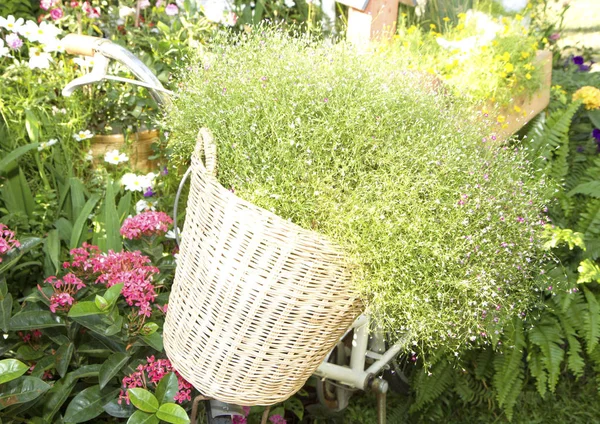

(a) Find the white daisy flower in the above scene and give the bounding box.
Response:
[28,47,52,69]
[104,149,129,165]
[0,15,24,33]
[0,39,9,58]
[135,199,157,214]
[73,130,94,141]
[38,138,58,151]
[122,173,146,192]
[84,149,94,161]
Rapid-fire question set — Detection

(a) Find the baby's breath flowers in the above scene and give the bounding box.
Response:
[167,30,550,355]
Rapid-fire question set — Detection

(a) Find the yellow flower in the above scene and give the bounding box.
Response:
[524,63,535,71]
[504,63,514,73]
[521,51,530,59]
[481,45,488,51]
[497,115,506,123]
[527,2,532,9]
[573,86,600,110]
[426,67,436,74]
[492,40,498,46]
[515,14,523,21]
[514,105,522,113]
[532,42,539,50]
[525,73,532,80]
[500,72,508,78]
[542,37,548,44]
[502,123,508,129]
[401,12,407,17]
[443,17,450,22]
[430,23,436,30]
[456,23,464,30]
[502,17,509,24]
[457,13,466,20]
[407,25,417,34]
[402,41,409,48]
[501,52,511,61]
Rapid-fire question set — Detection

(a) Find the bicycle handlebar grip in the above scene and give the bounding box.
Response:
[63,34,104,57]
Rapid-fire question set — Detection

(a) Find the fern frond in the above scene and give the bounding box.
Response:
[553,296,585,378]
[411,359,454,412]
[493,319,526,420]
[474,347,495,381]
[527,316,565,392]
[568,181,600,198]
[577,259,600,284]
[576,198,600,240]
[528,349,548,397]
[583,287,600,354]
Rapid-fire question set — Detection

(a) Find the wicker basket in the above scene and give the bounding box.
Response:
[163,129,362,406]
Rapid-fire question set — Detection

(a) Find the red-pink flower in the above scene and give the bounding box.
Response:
[50,8,64,19]
[119,356,193,405]
[41,273,86,313]
[0,224,20,263]
[120,211,173,240]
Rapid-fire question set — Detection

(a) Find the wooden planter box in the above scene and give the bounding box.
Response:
[91,129,159,172]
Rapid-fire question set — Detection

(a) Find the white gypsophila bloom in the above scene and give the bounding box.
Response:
[73,130,94,141]
[0,39,9,58]
[135,199,157,214]
[0,15,24,33]
[104,149,129,165]
[199,0,233,23]
[28,47,52,69]
[119,6,137,18]
[497,0,528,12]
[122,173,147,192]
[84,149,94,161]
[38,138,58,151]
[284,0,295,7]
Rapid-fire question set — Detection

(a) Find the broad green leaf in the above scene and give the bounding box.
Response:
[155,403,190,424]
[42,365,101,422]
[54,217,73,242]
[17,344,47,361]
[70,309,123,337]
[63,385,120,423]
[141,332,163,351]
[155,373,178,405]
[0,237,43,275]
[127,410,160,424]
[55,342,74,378]
[9,310,64,330]
[141,322,159,336]
[17,167,34,218]
[0,359,29,384]
[25,110,40,143]
[99,352,130,389]
[588,109,600,129]
[69,194,101,249]
[0,143,40,172]
[68,301,105,317]
[117,191,132,221]
[284,396,304,420]
[0,292,12,333]
[29,355,56,379]
[104,283,124,306]
[103,398,135,418]
[43,229,61,276]
[127,388,159,413]
[0,377,50,410]
[70,177,87,220]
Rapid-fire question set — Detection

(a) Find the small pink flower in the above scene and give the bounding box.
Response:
[5,33,22,49]
[0,224,20,263]
[40,0,57,10]
[50,8,64,19]
[165,3,178,15]
[269,415,286,424]
[549,32,561,41]
[120,211,173,240]
[139,0,151,8]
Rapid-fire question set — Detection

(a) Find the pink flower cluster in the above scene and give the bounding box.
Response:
[64,244,159,317]
[41,273,86,313]
[233,413,286,424]
[120,211,173,240]
[0,224,20,263]
[119,356,192,405]
[82,1,101,18]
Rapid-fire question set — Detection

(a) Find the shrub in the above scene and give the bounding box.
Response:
[167,29,550,355]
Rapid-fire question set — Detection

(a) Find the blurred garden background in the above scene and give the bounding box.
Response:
[0,0,599,423]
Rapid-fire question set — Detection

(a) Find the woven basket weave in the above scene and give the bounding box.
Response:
[163,129,362,406]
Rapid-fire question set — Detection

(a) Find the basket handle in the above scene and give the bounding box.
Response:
[194,128,217,176]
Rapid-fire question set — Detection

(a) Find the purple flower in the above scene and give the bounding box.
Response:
[572,56,584,65]
[549,32,561,41]
[577,145,585,153]
[165,3,178,15]
[579,63,592,72]
[269,415,286,424]
[593,128,600,142]
[5,33,22,50]
[143,187,155,198]
[161,166,168,176]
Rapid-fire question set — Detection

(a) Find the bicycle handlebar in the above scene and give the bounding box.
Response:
[63,34,106,57]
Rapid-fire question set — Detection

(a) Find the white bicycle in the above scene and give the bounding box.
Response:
[62,34,411,424]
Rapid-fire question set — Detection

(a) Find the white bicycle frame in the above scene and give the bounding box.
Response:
[62,35,410,420]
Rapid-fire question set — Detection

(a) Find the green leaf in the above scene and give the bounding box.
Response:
[54,217,74,242]
[95,295,110,311]
[99,352,130,389]
[155,403,190,424]
[568,181,600,198]
[528,317,565,393]
[155,373,178,405]
[0,377,50,410]
[103,283,123,306]
[103,398,135,418]
[25,110,40,143]
[69,194,101,249]
[284,396,304,420]
[63,385,120,423]
[0,143,40,173]
[54,342,74,378]
[68,301,105,317]
[141,322,159,336]
[588,109,600,129]
[104,179,122,252]
[70,307,123,337]
[127,410,160,424]
[0,359,29,384]
[17,167,34,218]
[70,177,87,220]
[578,259,600,283]
[583,287,600,354]
[118,191,132,221]
[43,229,61,276]
[0,292,12,333]
[0,237,43,275]
[9,310,64,330]
[128,388,159,413]
[141,332,163,351]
